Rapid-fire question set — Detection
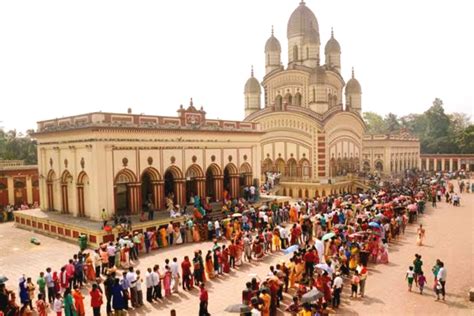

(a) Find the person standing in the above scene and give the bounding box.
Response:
[26,277,35,310]
[37,272,46,301]
[417,272,426,295]
[167,222,174,246]
[181,256,192,291]
[135,270,144,307]
[36,293,49,316]
[152,265,162,300]
[72,285,85,316]
[89,283,103,316]
[198,283,209,316]
[111,278,125,316]
[332,272,343,308]
[101,209,108,229]
[416,225,425,246]
[53,293,63,316]
[93,250,102,279]
[437,262,447,300]
[358,264,368,298]
[145,268,153,303]
[413,254,423,286]
[106,243,116,269]
[126,267,138,308]
[45,268,56,304]
[170,258,180,293]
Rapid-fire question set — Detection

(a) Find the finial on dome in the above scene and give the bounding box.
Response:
[190,98,193,106]
[300,0,305,5]
[331,27,334,38]
[271,25,274,36]
[251,65,254,77]
[352,67,355,78]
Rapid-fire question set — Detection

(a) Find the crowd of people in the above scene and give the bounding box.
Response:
[0,169,469,315]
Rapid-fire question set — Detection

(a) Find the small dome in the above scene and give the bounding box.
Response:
[346,68,361,94]
[244,68,261,94]
[287,1,320,44]
[309,66,327,85]
[265,35,281,52]
[325,29,341,54]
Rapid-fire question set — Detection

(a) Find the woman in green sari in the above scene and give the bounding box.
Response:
[63,288,77,316]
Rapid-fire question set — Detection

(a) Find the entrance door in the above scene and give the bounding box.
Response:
[116,184,129,215]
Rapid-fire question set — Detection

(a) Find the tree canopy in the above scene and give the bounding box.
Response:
[363,98,474,154]
[0,129,37,164]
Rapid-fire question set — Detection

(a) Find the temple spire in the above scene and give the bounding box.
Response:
[271,25,274,36]
[331,27,334,38]
[251,65,254,77]
[352,67,355,78]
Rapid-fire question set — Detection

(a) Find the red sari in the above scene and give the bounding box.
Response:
[222,248,230,273]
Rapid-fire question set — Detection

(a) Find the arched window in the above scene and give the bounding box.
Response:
[284,93,292,105]
[328,93,332,107]
[312,88,316,102]
[275,95,283,110]
[293,45,298,61]
[294,92,302,106]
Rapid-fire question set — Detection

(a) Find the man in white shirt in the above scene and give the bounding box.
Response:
[170,257,180,293]
[106,242,116,268]
[332,272,344,308]
[436,262,447,300]
[126,267,138,307]
[45,267,55,304]
[152,265,162,300]
[214,220,221,239]
[93,249,102,278]
[145,268,153,303]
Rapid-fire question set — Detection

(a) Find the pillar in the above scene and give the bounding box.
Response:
[230,174,240,198]
[128,183,141,214]
[152,180,165,210]
[61,184,69,213]
[214,175,224,202]
[174,179,186,208]
[7,177,14,205]
[195,177,206,200]
[425,158,429,170]
[76,184,84,216]
[441,159,445,171]
[26,176,33,205]
[449,158,453,172]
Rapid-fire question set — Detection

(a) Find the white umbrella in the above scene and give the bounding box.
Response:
[314,239,324,263]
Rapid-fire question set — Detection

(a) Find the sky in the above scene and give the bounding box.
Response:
[0,0,473,132]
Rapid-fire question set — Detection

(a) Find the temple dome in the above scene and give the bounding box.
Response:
[287,1,320,44]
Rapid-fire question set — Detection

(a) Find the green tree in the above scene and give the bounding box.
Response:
[384,113,400,133]
[0,128,37,164]
[363,112,386,134]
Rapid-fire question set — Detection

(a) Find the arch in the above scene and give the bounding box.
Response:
[375,160,384,172]
[140,167,161,181]
[114,168,139,216]
[294,92,302,106]
[304,189,309,198]
[240,162,252,174]
[362,160,370,172]
[206,163,223,202]
[298,188,303,198]
[76,171,90,217]
[46,170,57,211]
[239,162,253,188]
[275,95,283,110]
[284,93,292,105]
[275,158,286,174]
[164,165,185,208]
[60,170,73,214]
[298,158,311,178]
[287,158,297,177]
[328,93,333,107]
[262,158,273,174]
[185,164,205,203]
[224,163,239,199]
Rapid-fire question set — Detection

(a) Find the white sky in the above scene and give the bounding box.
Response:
[0,0,473,132]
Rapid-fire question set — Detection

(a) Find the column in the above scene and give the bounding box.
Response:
[457,158,460,171]
[174,179,186,208]
[214,175,224,202]
[152,180,164,210]
[128,183,141,214]
[230,174,240,198]
[449,158,453,172]
[441,159,445,171]
[195,177,206,199]
[433,158,437,171]
[425,158,429,171]
[26,177,33,205]
[7,177,14,205]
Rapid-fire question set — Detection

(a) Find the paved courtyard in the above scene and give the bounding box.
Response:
[1,187,473,315]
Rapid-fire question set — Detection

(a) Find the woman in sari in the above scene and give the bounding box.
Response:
[205,251,215,279]
[294,258,305,283]
[289,206,297,223]
[288,258,297,289]
[163,266,172,296]
[348,245,359,270]
[159,227,168,247]
[272,228,281,252]
[221,245,230,273]
[63,288,77,316]
[234,237,244,266]
[193,223,201,242]
[173,226,183,245]
[378,241,389,264]
[150,230,158,250]
[252,237,264,260]
[84,254,95,282]
[120,245,130,269]
[72,285,85,316]
[416,224,425,246]
[186,222,193,243]
[225,220,233,240]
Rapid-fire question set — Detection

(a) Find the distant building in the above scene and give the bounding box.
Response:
[33,2,420,220]
[0,160,39,207]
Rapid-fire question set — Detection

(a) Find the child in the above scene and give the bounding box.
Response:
[53,293,63,316]
[417,272,426,295]
[406,266,415,292]
[36,293,49,316]
[435,281,443,300]
[351,271,360,298]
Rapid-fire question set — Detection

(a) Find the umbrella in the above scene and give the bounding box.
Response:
[301,288,324,303]
[0,275,8,284]
[315,263,332,274]
[225,304,252,313]
[232,213,242,218]
[368,222,381,229]
[283,244,299,255]
[322,232,335,241]
[314,239,324,262]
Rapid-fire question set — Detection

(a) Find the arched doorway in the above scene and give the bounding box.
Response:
[240,162,253,187]
[164,166,185,208]
[60,170,73,214]
[275,158,285,174]
[114,169,138,215]
[185,164,205,204]
[77,171,90,217]
[261,158,273,175]
[14,178,26,205]
[299,158,311,179]
[375,160,384,172]
[206,164,222,202]
[224,163,239,199]
[46,170,57,211]
[287,158,297,177]
[141,167,163,211]
[363,161,370,172]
